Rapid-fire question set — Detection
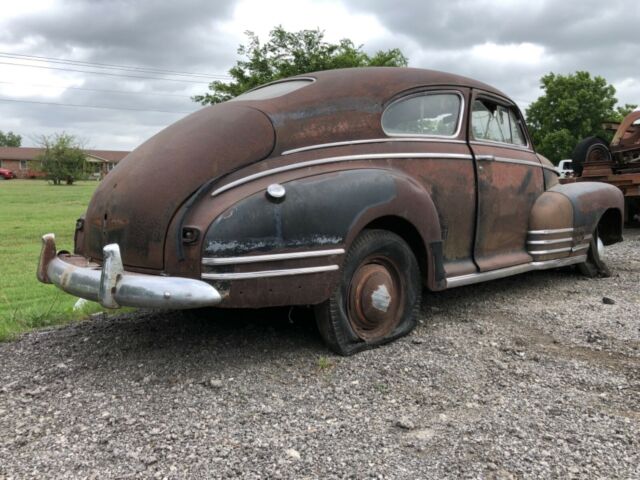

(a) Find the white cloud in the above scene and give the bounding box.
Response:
[220,0,388,46]
[470,42,545,66]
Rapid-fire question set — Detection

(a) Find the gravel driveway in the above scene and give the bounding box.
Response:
[1,230,639,479]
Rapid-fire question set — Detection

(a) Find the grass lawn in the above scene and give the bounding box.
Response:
[0,179,104,340]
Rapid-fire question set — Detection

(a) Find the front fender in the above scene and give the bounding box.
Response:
[529,182,624,243]
[202,168,442,307]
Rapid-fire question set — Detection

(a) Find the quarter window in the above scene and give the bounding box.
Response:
[382,93,462,137]
[471,99,527,146]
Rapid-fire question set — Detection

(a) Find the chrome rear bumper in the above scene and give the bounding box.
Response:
[37,234,222,309]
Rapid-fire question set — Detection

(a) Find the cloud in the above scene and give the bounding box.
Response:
[3,0,237,71]
[0,0,239,149]
[346,0,640,107]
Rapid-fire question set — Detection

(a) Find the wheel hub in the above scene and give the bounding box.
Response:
[347,259,404,341]
[597,236,605,259]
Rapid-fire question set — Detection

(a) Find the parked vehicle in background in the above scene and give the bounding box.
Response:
[557,159,574,178]
[0,167,15,179]
[37,68,624,355]
[563,110,640,224]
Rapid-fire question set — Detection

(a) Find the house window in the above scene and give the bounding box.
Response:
[20,160,28,170]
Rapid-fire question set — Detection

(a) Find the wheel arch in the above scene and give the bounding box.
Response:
[531,182,625,242]
[597,207,623,246]
[361,215,429,285]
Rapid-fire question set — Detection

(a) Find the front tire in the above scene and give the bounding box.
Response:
[577,228,610,278]
[315,229,421,356]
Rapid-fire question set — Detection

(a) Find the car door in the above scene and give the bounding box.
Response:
[381,88,477,278]
[469,92,545,271]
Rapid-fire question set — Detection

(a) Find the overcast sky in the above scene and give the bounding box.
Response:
[1,0,638,150]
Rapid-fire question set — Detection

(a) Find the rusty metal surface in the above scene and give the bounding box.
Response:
[471,144,543,272]
[563,111,640,223]
[347,257,403,341]
[611,110,640,152]
[549,182,624,233]
[529,192,574,232]
[240,68,497,155]
[82,104,275,269]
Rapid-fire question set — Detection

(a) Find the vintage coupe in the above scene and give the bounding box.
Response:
[37,68,624,355]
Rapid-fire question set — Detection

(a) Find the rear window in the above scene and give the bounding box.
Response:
[382,92,462,137]
[231,79,313,101]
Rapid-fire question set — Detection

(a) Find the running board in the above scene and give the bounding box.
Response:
[446,255,587,289]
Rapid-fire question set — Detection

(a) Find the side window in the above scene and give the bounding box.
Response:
[382,92,462,137]
[472,99,527,146]
[508,109,526,146]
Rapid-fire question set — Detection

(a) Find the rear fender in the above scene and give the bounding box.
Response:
[202,168,443,307]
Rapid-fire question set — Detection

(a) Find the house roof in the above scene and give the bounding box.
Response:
[0,146,130,162]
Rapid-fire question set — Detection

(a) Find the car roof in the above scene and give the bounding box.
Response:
[239,67,508,106]
[230,67,511,153]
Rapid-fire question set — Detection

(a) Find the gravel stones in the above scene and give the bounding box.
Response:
[1,230,639,478]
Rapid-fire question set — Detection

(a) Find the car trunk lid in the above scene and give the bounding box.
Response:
[82,104,275,269]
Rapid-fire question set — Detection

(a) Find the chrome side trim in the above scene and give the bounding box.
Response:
[526,237,573,245]
[469,140,533,152]
[476,154,558,173]
[282,137,466,155]
[528,246,572,255]
[202,265,339,280]
[446,255,587,289]
[202,248,345,266]
[527,228,575,235]
[571,244,590,252]
[211,152,474,197]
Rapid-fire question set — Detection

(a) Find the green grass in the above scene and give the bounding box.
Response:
[317,356,335,371]
[0,179,104,340]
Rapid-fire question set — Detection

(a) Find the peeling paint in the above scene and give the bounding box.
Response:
[205,236,342,255]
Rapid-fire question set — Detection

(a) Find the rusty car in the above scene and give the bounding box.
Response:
[37,68,624,355]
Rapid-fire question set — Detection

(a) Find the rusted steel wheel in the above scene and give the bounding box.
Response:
[315,229,421,356]
[578,228,610,278]
[572,136,611,176]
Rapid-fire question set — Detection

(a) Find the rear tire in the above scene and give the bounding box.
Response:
[571,136,611,176]
[315,229,421,356]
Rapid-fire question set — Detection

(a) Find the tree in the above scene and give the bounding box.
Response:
[614,103,638,122]
[525,71,637,163]
[0,130,22,147]
[194,26,408,104]
[38,133,86,185]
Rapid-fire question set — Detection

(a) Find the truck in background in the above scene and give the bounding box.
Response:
[562,110,640,225]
